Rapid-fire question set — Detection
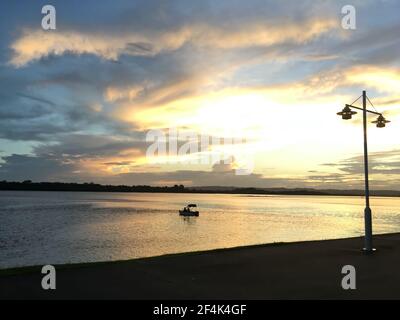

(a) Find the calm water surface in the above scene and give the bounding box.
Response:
[0,191,399,268]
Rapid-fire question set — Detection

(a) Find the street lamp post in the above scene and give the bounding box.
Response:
[337,90,390,253]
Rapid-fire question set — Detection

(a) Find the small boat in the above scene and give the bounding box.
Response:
[179,204,199,217]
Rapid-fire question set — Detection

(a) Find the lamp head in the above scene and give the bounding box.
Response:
[337,105,357,120]
[372,115,390,128]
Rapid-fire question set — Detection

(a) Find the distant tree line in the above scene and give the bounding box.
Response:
[0,180,399,196]
[0,180,186,193]
[0,180,328,194]
[0,180,327,194]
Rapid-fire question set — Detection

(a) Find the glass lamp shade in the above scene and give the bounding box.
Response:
[372,115,390,128]
[337,106,357,120]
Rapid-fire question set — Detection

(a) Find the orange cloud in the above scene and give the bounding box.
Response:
[10,18,338,67]
[345,65,400,94]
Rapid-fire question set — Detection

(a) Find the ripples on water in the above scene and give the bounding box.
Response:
[0,191,399,268]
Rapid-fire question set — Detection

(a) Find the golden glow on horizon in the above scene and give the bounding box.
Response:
[76,62,400,181]
[7,16,400,187]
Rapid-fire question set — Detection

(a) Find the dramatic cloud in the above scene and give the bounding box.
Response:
[1,0,400,188]
[0,154,80,182]
[10,18,338,67]
[323,149,400,176]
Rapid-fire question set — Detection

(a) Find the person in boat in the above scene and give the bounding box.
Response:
[180,204,199,215]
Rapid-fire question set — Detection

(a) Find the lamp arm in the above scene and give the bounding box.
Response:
[346,104,382,116]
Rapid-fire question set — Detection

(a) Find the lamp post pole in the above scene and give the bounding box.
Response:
[337,91,390,253]
[362,90,373,253]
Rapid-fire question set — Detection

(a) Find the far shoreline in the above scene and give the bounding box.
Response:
[1,189,400,198]
[1,181,400,197]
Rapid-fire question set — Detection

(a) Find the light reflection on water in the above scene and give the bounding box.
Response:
[0,191,399,268]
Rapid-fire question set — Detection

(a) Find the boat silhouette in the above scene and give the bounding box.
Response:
[179,204,199,217]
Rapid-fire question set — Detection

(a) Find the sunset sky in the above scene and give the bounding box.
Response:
[0,0,399,189]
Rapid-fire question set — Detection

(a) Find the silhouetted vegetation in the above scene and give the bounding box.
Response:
[0,180,399,196]
[0,181,186,193]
